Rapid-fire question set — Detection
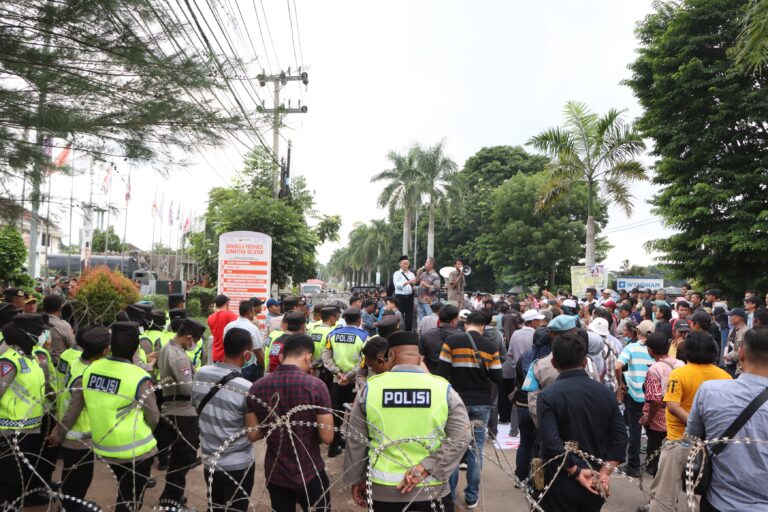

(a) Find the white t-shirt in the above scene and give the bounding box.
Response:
[224,316,263,349]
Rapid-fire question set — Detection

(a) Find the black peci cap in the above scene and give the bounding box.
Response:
[168,308,188,321]
[387,330,419,348]
[180,318,206,340]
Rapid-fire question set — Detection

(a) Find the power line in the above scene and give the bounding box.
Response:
[286,0,300,70]
[291,0,305,67]
[259,0,281,71]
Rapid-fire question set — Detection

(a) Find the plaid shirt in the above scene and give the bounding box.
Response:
[246,364,331,488]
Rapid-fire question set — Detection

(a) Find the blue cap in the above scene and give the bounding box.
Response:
[548,314,577,332]
[266,298,281,307]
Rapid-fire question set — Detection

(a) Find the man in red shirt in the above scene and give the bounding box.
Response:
[267,312,307,373]
[208,294,238,362]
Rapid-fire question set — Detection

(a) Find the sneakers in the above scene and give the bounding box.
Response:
[465,499,478,509]
[622,465,642,478]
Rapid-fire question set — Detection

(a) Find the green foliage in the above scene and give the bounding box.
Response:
[315,215,342,243]
[475,172,608,289]
[187,286,216,316]
[0,225,29,286]
[186,298,201,317]
[186,233,217,283]
[140,294,169,310]
[735,0,768,74]
[627,0,768,297]
[91,226,124,253]
[72,266,139,326]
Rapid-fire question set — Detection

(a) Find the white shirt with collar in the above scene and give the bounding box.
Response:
[393,270,415,295]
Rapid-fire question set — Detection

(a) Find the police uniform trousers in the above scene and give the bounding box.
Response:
[330,382,356,450]
[109,457,153,512]
[156,415,200,504]
[60,447,94,507]
[0,432,43,504]
[372,494,453,512]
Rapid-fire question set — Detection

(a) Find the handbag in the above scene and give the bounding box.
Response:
[683,386,768,494]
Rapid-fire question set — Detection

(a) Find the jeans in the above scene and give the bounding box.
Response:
[515,407,535,482]
[417,301,432,324]
[624,396,644,469]
[450,405,491,504]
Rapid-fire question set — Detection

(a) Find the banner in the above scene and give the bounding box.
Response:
[616,276,664,291]
[570,265,608,296]
[217,231,272,320]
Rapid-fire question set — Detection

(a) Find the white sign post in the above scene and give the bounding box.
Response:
[217,231,272,319]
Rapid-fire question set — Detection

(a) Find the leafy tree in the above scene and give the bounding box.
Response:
[433,146,550,292]
[371,148,422,256]
[528,102,648,267]
[415,140,458,258]
[0,225,28,286]
[91,226,124,253]
[72,266,139,326]
[476,171,608,289]
[627,0,768,297]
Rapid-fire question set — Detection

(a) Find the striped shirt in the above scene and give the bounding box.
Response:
[192,363,254,471]
[617,341,654,403]
[437,330,503,406]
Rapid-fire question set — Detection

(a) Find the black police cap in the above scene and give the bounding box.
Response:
[168,308,187,321]
[111,321,141,338]
[11,313,47,334]
[149,309,166,325]
[81,326,111,346]
[387,330,418,348]
[180,318,206,339]
[377,316,400,339]
[3,288,24,298]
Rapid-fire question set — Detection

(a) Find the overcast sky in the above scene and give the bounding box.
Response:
[45,0,672,271]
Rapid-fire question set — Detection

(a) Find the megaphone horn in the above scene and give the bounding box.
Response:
[463,265,472,276]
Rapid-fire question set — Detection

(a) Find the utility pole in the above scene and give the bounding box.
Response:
[279,140,292,198]
[257,68,308,197]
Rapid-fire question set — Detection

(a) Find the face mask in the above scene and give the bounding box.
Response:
[38,330,50,346]
[242,351,256,369]
[623,336,632,344]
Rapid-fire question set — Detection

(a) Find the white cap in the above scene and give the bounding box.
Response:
[562,299,578,309]
[522,309,546,322]
[459,309,471,319]
[587,317,610,337]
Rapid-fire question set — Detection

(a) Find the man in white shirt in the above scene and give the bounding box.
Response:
[224,300,265,380]
[392,255,419,331]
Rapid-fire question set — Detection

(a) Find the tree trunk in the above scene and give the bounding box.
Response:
[585,179,596,267]
[402,209,411,256]
[427,200,435,259]
[376,244,381,285]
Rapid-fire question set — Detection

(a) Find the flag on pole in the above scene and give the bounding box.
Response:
[168,201,173,226]
[101,163,112,193]
[42,137,53,175]
[125,174,132,202]
[54,144,71,168]
[176,204,180,224]
[151,190,158,217]
[183,212,191,233]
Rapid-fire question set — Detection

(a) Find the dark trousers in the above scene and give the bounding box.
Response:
[204,464,255,512]
[36,413,58,487]
[0,432,42,504]
[499,378,515,423]
[331,382,356,450]
[372,494,453,512]
[155,415,200,503]
[396,294,415,331]
[515,406,536,482]
[701,494,722,512]
[541,473,604,512]
[109,457,153,512]
[61,447,94,502]
[645,428,665,476]
[267,470,331,512]
[624,396,644,469]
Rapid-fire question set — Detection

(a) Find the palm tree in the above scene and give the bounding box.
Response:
[736,0,768,74]
[528,101,647,266]
[414,140,458,259]
[367,218,395,285]
[371,148,421,256]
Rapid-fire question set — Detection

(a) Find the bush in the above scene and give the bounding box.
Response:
[188,286,216,315]
[72,266,139,326]
[140,294,169,310]
[186,298,201,317]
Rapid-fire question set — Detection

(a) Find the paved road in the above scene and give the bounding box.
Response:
[25,440,698,512]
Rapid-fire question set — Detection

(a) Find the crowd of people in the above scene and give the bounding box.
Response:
[0,258,767,512]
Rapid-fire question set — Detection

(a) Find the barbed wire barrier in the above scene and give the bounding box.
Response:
[2,379,764,512]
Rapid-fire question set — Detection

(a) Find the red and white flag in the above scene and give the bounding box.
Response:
[54,144,71,168]
[183,212,191,233]
[125,174,131,202]
[151,190,158,217]
[101,163,112,193]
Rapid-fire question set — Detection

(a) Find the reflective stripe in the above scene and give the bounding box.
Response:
[369,468,440,486]
[93,433,155,453]
[65,430,90,440]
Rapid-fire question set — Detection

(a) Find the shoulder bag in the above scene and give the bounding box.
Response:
[683,386,768,494]
[195,371,241,415]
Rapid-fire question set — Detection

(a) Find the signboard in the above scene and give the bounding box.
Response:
[616,276,664,292]
[570,265,608,296]
[217,231,272,321]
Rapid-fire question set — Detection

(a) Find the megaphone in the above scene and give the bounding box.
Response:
[439,265,472,279]
[462,265,472,276]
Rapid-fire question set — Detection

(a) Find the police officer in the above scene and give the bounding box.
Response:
[309,306,339,392]
[155,318,206,510]
[344,330,471,511]
[157,308,187,352]
[322,306,369,457]
[266,312,306,373]
[143,309,166,352]
[48,325,110,511]
[118,304,156,372]
[2,287,26,309]
[82,321,159,512]
[0,313,49,506]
